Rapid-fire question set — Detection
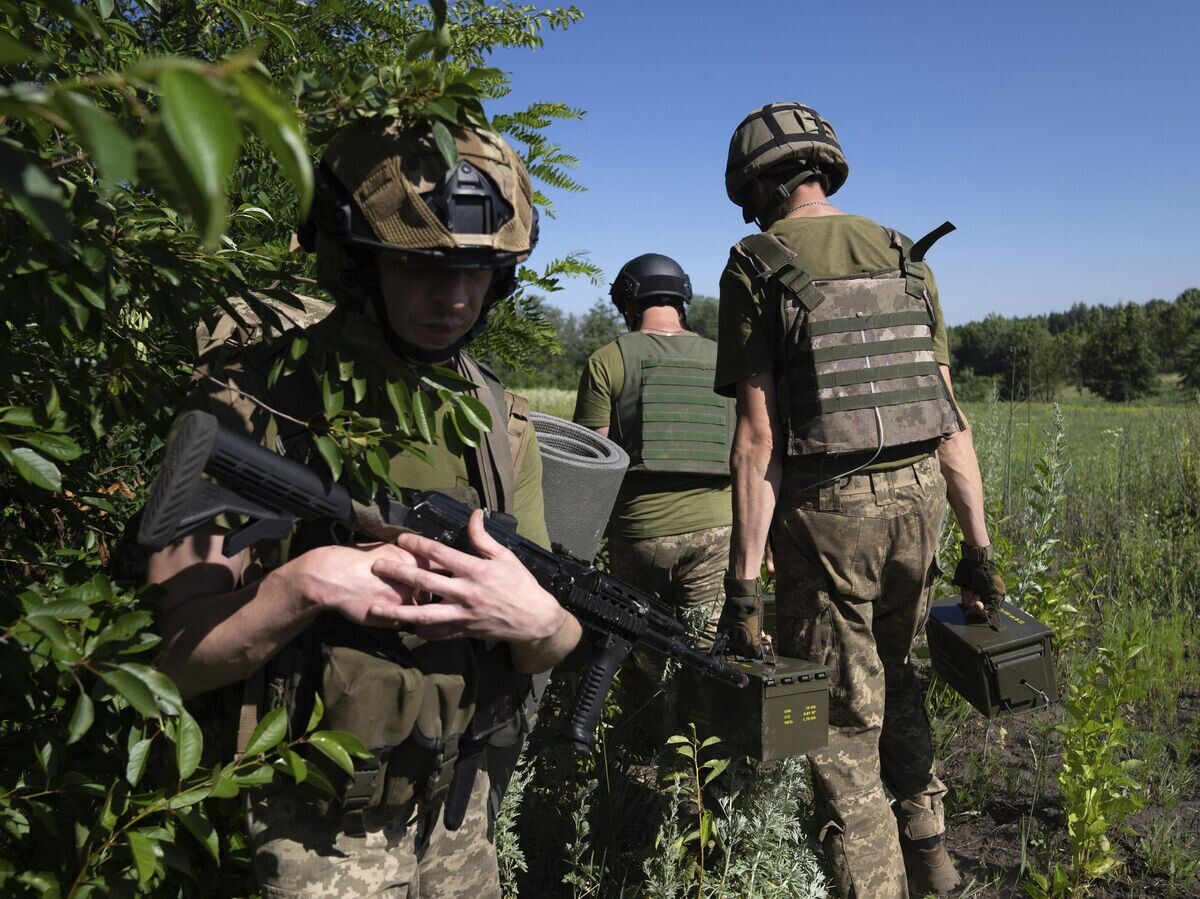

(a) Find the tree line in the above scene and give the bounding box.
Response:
[498,289,1200,403]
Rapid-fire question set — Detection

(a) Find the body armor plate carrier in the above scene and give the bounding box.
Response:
[614,332,733,476]
[736,224,961,457]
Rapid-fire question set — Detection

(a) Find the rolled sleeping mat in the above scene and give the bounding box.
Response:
[531,413,629,562]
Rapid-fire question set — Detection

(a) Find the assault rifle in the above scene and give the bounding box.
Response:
[138,410,748,754]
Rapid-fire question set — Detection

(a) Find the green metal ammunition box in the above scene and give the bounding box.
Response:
[925,598,1056,718]
[675,654,830,761]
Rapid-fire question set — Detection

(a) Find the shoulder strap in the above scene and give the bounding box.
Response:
[459,354,515,514]
[736,232,825,313]
[885,222,954,302]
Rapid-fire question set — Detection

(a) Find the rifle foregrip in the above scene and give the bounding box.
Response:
[564,632,632,754]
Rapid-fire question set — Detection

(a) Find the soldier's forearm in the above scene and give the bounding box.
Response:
[938,425,990,547]
[729,429,780,579]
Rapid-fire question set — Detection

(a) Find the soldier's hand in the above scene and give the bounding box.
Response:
[366,509,567,647]
[952,543,1005,616]
[717,573,764,657]
[291,542,422,625]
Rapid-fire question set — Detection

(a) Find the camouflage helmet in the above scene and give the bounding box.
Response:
[302,117,539,299]
[609,253,692,315]
[725,102,849,224]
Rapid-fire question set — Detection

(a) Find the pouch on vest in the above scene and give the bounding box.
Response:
[736,227,961,457]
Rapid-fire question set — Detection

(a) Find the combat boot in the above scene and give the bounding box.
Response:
[900,833,961,896]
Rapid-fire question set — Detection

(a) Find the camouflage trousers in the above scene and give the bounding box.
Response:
[772,454,947,899]
[605,525,730,644]
[246,769,499,898]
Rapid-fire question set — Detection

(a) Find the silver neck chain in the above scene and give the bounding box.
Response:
[783,199,833,216]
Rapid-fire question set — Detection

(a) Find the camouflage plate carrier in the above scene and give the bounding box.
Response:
[613,332,733,476]
[735,223,961,457]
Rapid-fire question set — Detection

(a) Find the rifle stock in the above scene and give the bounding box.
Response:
[140,411,747,754]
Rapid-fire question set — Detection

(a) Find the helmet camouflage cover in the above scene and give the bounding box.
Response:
[311,118,538,295]
[725,102,849,223]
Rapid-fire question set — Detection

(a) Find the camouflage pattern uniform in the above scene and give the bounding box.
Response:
[248,770,499,898]
[772,455,947,897]
[605,524,731,643]
[716,214,956,898]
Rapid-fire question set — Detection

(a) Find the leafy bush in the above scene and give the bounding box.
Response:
[0,1,591,893]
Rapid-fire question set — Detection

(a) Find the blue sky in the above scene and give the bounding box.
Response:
[490,0,1200,325]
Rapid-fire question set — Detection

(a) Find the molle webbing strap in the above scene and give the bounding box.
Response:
[803,335,935,364]
[641,357,729,464]
[886,229,927,301]
[802,360,941,389]
[794,384,949,416]
[738,233,825,313]
[805,311,933,336]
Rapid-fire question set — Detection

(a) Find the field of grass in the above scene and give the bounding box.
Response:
[510,389,1200,898]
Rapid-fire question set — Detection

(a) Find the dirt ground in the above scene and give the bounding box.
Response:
[936,677,1200,898]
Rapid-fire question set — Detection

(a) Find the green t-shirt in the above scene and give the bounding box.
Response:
[714,214,951,474]
[574,337,732,540]
[192,305,550,556]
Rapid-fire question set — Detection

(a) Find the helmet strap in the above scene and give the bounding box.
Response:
[755,168,830,229]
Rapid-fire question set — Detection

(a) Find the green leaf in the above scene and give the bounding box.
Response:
[312,730,371,760]
[308,732,354,775]
[56,92,137,184]
[24,617,81,661]
[420,364,479,392]
[280,749,308,783]
[313,435,342,481]
[0,32,41,64]
[119,663,182,714]
[232,74,313,218]
[233,764,276,786]
[456,395,492,432]
[306,692,324,733]
[176,708,203,779]
[20,431,82,462]
[386,379,413,431]
[66,689,95,745]
[430,120,458,168]
[167,785,213,809]
[157,69,241,247]
[445,406,479,448]
[0,140,71,244]
[244,706,288,756]
[25,599,91,620]
[412,390,433,443]
[174,808,218,862]
[429,0,447,26]
[0,406,36,426]
[97,0,114,19]
[127,830,158,886]
[126,737,152,786]
[289,335,309,361]
[101,668,160,718]
[702,757,730,786]
[1,444,62,491]
[366,445,391,481]
[321,372,345,418]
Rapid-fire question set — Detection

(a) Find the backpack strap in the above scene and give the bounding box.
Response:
[736,232,825,313]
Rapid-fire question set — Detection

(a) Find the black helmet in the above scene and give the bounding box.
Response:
[609,253,693,315]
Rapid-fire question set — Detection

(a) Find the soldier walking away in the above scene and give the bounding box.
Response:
[714,102,1004,898]
[574,254,735,647]
[146,117,582,898]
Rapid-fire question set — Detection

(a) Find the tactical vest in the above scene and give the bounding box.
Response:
[207,305,538,835]
[613,332,733,477]
[736,225,961,457]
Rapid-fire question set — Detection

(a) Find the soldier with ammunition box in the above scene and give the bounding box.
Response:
[714,102,1003,897]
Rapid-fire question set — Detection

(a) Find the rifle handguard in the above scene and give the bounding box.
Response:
[952,543,1006,613]
[718,574,763,657]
